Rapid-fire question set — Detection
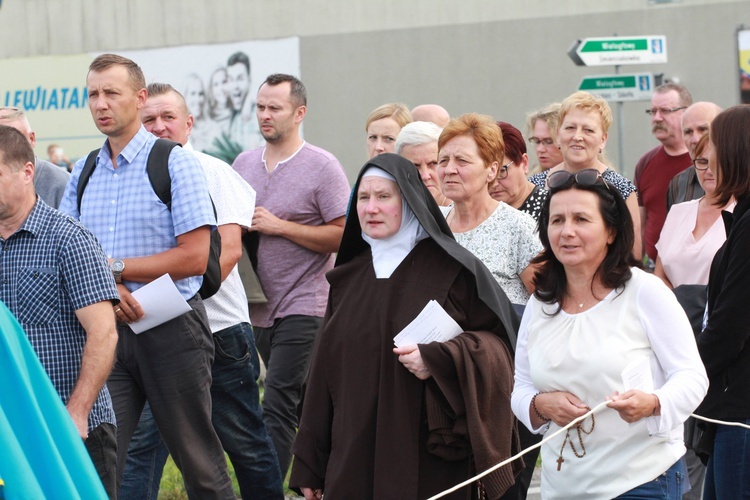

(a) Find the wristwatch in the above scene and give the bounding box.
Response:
[111,259,125,284]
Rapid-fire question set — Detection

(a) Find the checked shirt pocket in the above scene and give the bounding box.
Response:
[17,267,59,325]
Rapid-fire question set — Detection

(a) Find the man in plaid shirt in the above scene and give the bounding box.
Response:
[0,124,120,496]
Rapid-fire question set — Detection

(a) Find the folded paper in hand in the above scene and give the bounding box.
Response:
[129,274,192,334]
[393,300,463,348]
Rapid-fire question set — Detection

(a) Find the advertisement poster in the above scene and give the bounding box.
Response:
[116,37,300,164]
[0,37,300,164]
[740,27,750,104]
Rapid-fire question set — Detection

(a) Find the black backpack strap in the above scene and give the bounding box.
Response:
[146,138,181,210]
[76,148,102,213]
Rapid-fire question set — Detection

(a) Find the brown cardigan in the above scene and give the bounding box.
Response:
[421,331,523,499]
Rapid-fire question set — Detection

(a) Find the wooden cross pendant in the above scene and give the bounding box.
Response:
[556,456,564,471]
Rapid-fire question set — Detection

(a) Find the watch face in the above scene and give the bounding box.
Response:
[112,260,125,272]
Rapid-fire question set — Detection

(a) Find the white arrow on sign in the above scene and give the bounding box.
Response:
[568,36,667,66]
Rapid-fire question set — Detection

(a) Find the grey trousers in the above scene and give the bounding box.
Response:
[108,295,234,500]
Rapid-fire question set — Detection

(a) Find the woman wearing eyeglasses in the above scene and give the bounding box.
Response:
[528,91,643,259]
[655,135,734,289]
[511,169,708,499]
[525,103,564,176]
[489,121,548,222]
[438,113,542,310]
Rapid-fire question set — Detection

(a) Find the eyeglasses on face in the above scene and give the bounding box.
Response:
[547,168,611,192]
[528,137,556,147]
[496,160,514,180]
[693,157,709,171]
[645,106,686,116]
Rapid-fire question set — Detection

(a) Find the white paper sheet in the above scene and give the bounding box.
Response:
[128,274,192,334]
[393,300,463,348]
[621,355,655,393]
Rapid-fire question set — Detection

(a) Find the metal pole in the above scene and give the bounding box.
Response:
[615,64,625,172]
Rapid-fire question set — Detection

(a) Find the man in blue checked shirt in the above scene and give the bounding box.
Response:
[0,124,120,497]
[59,54,234,499]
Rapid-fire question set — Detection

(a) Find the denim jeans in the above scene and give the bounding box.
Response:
[703,419,750,499]
[254,315,321,477]
[120,322,283,500]
[119,403,168,500]
[615,458,686,499]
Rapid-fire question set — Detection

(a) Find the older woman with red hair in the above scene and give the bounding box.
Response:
[439,113,542,309]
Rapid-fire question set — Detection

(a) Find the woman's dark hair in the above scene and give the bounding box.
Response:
[532,181,640,313]
[710,105,750,207]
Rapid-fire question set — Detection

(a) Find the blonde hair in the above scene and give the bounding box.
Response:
[365,103,412,131]
[559,91,613,134]
[525,102,562,142]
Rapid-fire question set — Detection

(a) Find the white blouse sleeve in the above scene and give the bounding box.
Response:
[637,275,709,436]
[511,298,549,434]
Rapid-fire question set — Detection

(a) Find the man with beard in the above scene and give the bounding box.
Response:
[232,73,350,478]
[634,83,693,265]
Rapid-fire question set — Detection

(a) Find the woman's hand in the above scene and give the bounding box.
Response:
[606,390,659,423]
[393,345,432,380]
[534,391,589,427]
[301,487,323,500]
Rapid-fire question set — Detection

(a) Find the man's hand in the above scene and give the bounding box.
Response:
[250,207,287,236]
[114,284,144,324]
[67,407,89,440]
[301,487,323,500]
[393,345,432,380]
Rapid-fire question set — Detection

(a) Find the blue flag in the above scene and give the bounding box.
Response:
[0,300,106,499]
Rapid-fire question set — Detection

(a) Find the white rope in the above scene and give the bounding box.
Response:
[427,405,750,500]
[690,413,750,430]
[427,402,609,500]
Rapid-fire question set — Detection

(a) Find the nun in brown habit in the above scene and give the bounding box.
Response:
[290,153,523,499]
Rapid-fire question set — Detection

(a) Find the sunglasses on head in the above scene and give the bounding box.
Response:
[547,168,611,191]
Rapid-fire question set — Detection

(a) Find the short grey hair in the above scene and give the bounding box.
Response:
[395,121,442,155]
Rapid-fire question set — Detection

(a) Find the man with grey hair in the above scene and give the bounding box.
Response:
[634,83,693,264]
[0,107,69,208]
[667,101,723,211]
[395,120,450,207]
[410,104,450,128]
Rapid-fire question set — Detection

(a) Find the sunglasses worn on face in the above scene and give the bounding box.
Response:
[547,168,611,191]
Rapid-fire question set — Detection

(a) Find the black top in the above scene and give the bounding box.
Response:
[697,195,750,419]
[339,153,520,349]
[518,184,547,222]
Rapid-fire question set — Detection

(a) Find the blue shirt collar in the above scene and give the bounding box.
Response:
[99,125,153,168]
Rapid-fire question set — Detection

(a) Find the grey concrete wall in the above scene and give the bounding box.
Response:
[302,1,749,180]
[1,0,748,180]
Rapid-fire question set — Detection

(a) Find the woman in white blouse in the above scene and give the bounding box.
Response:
[655,134,734,288]
[511,170,707,499]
